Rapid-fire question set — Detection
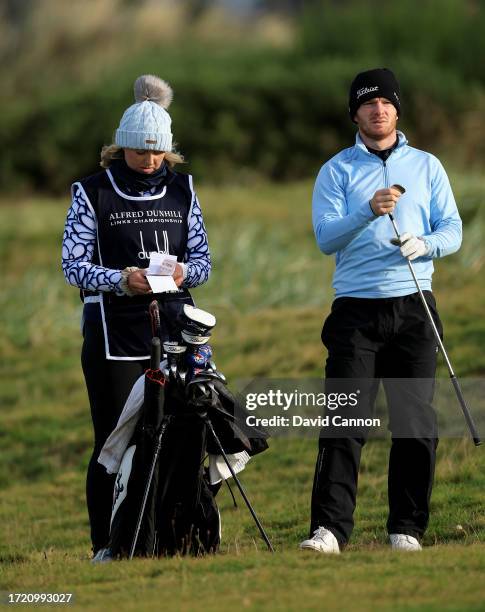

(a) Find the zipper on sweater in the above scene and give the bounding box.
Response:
[383,159,390,189]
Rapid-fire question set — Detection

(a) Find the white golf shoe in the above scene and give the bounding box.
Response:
[299,527,340,554]
[389,533,422,551]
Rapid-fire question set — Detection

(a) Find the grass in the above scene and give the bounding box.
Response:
[1,175,485,610]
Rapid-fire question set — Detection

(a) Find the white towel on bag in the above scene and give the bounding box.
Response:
[98,370,250,483]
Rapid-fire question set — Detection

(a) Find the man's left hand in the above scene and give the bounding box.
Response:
[393,233,429,260]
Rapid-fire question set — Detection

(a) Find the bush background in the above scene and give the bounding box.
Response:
[1,0,484,193]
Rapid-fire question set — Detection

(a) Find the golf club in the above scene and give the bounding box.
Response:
[163,340,187,385]
[149,299,161,339]
[389,185,481,446]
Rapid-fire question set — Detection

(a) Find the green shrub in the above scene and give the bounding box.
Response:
[297,0,485,85]
[1,43,484,194]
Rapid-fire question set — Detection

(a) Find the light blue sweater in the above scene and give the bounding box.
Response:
[312,131,462,298]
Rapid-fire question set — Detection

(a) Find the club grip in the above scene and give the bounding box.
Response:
[150,337,161,370]
[149,300,161,338]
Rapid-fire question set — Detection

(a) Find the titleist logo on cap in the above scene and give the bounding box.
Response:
[356,86,379,99]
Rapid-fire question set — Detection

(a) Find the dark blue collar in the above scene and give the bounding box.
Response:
[109,159,172,195]
[366,135,400,161]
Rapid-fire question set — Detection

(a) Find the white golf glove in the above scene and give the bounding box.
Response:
[394,233,430,260]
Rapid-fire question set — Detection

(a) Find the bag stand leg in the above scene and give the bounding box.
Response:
[203,417,275,553]
[129,417,171,560]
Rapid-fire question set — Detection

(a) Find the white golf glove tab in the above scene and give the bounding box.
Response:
[394,233,430,260]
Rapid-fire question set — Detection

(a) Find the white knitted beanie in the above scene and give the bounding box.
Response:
[115,75,173,151]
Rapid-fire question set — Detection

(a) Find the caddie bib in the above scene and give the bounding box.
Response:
[75,168,193,360]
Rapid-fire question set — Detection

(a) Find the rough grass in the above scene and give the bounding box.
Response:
[1,176,484,611]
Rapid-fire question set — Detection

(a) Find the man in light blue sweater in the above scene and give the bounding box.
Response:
[300,68,462,554]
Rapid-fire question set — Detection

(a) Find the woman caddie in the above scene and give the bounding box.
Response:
[61,74,211,557]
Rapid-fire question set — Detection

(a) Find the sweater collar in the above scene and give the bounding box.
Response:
[354,130,408,155]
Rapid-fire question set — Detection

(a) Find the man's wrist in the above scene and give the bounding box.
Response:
[418,236,432,256]
[369,200,378,217]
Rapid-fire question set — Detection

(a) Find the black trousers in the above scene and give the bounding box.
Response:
[81,321,149,553]
[310,292,442,545]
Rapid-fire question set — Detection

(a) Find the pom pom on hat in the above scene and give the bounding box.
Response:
[134,74,173,109]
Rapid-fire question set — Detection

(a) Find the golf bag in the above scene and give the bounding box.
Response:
[108,405,221,557]
[106,315,269,558]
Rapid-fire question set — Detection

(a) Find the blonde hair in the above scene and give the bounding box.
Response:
[100,144,185,169]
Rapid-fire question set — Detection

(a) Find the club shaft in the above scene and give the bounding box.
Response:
[389,214,481,445]
[205,419,275,552]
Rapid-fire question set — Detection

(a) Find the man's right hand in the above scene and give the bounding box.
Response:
[370,187,403,216]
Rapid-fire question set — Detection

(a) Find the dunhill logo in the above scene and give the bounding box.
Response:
[138,230,169,260]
